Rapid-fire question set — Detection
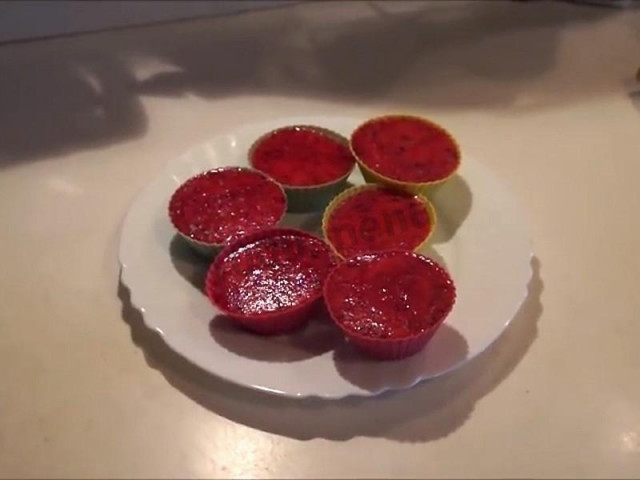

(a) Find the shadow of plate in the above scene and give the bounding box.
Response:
[332,324,468,393]
[118,256,542,443]
[209,307,341,363]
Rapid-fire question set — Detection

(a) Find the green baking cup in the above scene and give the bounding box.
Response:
[248,125,356,214]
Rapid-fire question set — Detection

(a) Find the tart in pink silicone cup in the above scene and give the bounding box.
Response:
[350,114,461,195]
[168,167,287,257]
[205,228,338,335]
[322,184,437,260]
[249,125,356,213]
[323,250,456,360]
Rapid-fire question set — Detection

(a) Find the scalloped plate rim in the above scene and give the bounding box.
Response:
[118,115,533,399]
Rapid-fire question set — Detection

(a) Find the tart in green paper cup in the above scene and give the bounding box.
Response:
[321,184,436,260]
[249,125,356,213]
[350,114,461,195]
[168,167,287,257]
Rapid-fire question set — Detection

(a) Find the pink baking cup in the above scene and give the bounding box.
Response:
[205,228,338,335]
[323,250,456,360]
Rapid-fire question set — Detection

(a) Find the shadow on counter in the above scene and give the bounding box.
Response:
[131,1,613,109]
[0,1,616,166]
[118,256,542,443]
[0,51,146,167]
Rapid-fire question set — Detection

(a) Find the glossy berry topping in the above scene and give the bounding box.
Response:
[212,232,336,316]
[324,251,455,339]
[325,187,432,258]
[251,127,355,187]
[169,168,286,245]
[351,116,459,183]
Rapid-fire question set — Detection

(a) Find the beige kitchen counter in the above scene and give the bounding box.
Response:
[1,1,639,478]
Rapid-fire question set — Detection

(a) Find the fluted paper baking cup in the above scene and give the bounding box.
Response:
[168,167,287,258]
[321,183,437,260]
[340,320,444,361]
[323,251,456,361]
[249,125,356,213]
[205,228,337,335]
[350,114,461,196]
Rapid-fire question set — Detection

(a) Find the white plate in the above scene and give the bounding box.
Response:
[119,116,532,399]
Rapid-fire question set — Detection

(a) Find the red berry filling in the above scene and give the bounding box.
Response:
[351,116,459,183]
[212,233,335,316]
[326,187,432,258]
[250,127,355,187]
[324,251,455,339]
[169,168,286,245]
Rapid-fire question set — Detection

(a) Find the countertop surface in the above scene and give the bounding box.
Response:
[1,1,639,478]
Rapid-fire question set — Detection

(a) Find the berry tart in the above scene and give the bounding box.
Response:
[249,126,356,212]
[322,184,436,259]
[350,115,460,195]
[168,167,287,256]
[206,228,337,335]
[324,250,456,360]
